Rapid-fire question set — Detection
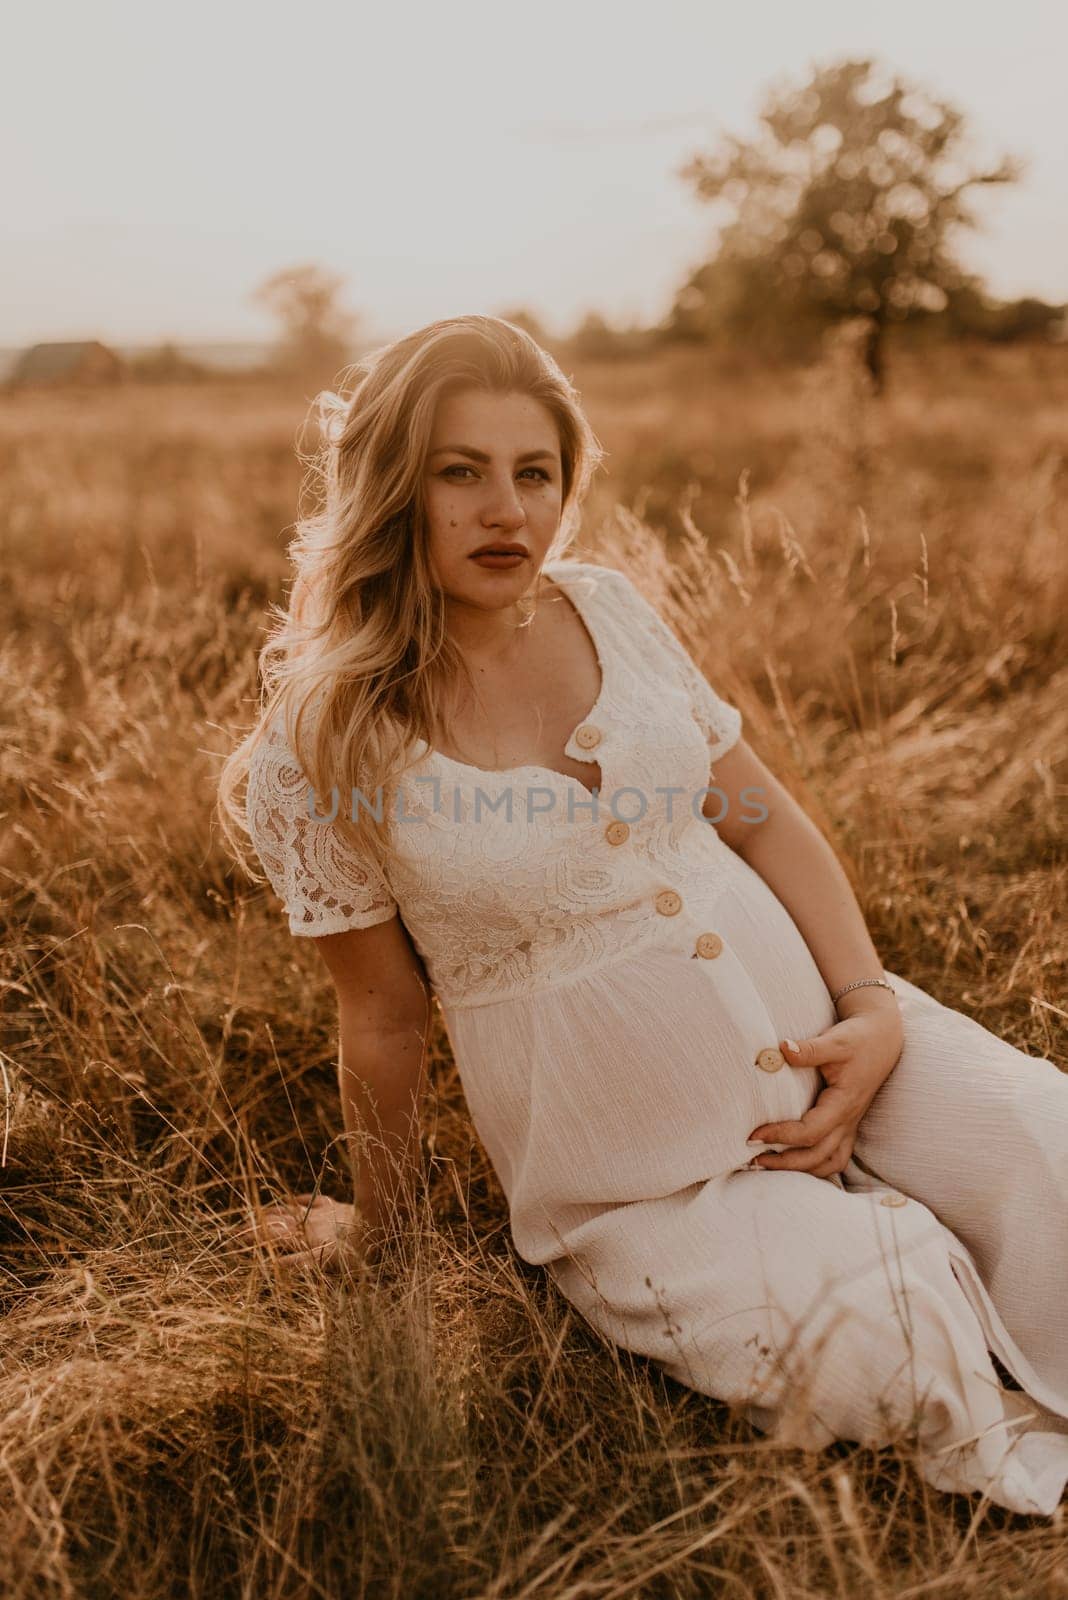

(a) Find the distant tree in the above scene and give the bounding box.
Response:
[995,295,1067,341]
[563,310,658,363]
[567,310,618,360]
[565,309,651,362]
[250,264,359,386]
[496,306,553,346]
[129,341,208,383]
[671,57,1024,390]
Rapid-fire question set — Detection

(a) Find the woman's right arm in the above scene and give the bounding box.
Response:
[311,915,433,1240]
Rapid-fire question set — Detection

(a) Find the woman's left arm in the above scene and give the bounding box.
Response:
[706,738,904,1177]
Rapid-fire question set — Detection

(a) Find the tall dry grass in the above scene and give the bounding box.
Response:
[1,339,1065,1597]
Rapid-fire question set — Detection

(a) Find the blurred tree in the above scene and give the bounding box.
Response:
[495,306,553,346]
[564,310,655,361]
[942,288,1067,342]
[128,341,208,383]
[250,264,360,387]
[670,57,1024,390]
[568,310,620,361]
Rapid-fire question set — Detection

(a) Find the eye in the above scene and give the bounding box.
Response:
[440,464,551,482]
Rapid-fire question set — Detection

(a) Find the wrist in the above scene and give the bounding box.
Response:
[835,987,902,1023]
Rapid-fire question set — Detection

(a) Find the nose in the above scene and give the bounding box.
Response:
[480,472,527,530]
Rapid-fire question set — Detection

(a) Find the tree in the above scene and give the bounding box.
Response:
[128,341,208,383]
[250,263,360,386]
[495,306,553,346]
[567,310,621,361]
[942,288,1067,343]
[564,310,656,362]
[671,58,1024,389]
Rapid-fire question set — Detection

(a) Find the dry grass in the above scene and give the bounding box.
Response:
[1,338,1066,1597]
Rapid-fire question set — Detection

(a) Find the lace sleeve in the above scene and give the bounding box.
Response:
[601,565,743,763]
[245,719,398,937]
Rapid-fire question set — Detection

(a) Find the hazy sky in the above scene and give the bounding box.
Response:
[5,0,1066,347]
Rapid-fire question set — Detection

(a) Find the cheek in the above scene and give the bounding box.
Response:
[423,493,468,577]
[425,484,462,534]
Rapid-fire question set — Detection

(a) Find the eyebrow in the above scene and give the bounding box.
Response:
[428,445,557,464]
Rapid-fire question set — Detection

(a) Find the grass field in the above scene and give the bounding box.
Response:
[1,337,1066,1596]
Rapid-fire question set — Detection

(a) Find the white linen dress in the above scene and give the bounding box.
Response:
[245,556,1068,1515]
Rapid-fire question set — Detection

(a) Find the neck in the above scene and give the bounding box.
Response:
[444,574,540,663]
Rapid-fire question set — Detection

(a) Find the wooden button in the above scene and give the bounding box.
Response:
[879,1194,908,1208]
[695,932,723,959]
[654,889,682,917]
[605,820,630,846]
[575,724,602,749]
[755,1047,785,1073]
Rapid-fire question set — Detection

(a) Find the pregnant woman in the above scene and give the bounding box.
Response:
[220,314,1068,1515]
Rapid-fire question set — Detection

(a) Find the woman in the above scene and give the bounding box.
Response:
[220,315,1068,1515]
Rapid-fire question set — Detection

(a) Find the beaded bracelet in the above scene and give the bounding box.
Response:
[831,977,896,1004]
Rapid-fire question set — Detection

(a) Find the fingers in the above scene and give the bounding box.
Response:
[277,1238,336,1270]
[235,1194,368,1279]
[808,1138,854,1178]
[756,1134,854,1175]
[816,1137,852,1172]
[236,1194,341,1252]
[749,1116,822,1148]
[750,1103,842,1149]
[750,1078,856,1145]
[268,1199,365,1269]
[780,1029,849,1070]
[276,1232,368,1277]
[234,1203,301,1246]
[754,1134,837,1172]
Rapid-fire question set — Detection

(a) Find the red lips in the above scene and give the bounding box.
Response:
[470,542,529,557]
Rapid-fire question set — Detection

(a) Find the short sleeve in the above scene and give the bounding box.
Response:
[598,564,743,763]
[244,717,398,937]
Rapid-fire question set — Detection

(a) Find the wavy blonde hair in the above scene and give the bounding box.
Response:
[216,313,606,888]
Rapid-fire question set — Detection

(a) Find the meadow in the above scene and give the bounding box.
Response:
[1,335,1066,1597]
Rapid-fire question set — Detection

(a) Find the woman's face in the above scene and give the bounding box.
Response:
[424,386,564,607]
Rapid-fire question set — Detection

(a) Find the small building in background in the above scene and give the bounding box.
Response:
[9,340,127,387]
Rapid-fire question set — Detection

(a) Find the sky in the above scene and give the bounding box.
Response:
[4,0,1066,348]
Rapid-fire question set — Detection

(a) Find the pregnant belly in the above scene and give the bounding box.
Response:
[446,878,833,1224]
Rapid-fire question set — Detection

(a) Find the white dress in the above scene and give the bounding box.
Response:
[245,556,1068,1515]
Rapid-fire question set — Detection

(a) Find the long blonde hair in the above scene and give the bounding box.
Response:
[216,313,606,886]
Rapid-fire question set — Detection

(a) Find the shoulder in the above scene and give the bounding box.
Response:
[246,711,300,814]
[547,557,678,640]
[243,710,320,896]
[243,705,398,936]
[544,557,647,614]
[245,707,315,833]
[245,684,336,806]
[545,555,629,587]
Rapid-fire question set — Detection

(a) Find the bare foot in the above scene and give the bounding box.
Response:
[239,1193,367,1272]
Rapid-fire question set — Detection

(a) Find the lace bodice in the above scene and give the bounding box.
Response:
[245,559,743,1009]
